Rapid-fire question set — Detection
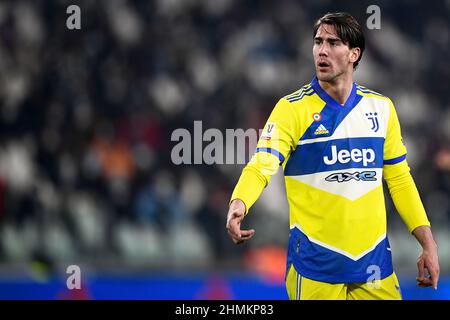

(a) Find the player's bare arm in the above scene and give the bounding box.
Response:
[413,225,440,289]
[226,199,255,244]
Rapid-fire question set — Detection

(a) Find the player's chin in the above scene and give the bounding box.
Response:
[316,70,334,82]
[317,72,333,82]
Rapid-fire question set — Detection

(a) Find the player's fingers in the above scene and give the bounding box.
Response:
[428,266,440,290]
[416,277,433,287]
[417,259,425,280]
[230,228,254,239]
[417,277,432,284]
[227,228,254,245]
[240,229,255,240]
[228,234,241,245]
[227,220,242,239]
[416,276,433,287]
[227,228,241,242]
[418,282,431,287]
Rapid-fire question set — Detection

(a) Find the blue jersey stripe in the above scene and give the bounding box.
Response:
[384,154,406,165]
[286,227,394,284]
[284,137,384,176]
[299,77,362,142]
[299,94,363,141]
[256,147,285,164]
[311,77,358,110]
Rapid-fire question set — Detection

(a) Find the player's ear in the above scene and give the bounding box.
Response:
[349,47,360,64]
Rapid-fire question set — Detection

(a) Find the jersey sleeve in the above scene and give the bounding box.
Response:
[382,99,430,233]
[385,166,431,233]
[383,99,407,166]
[230,98,299,214]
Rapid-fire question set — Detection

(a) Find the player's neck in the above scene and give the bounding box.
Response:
[318,74,354,105]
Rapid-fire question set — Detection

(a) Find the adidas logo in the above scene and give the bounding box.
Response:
[314,124,329,135]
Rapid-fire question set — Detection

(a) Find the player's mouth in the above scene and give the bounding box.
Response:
[317,61,331,71]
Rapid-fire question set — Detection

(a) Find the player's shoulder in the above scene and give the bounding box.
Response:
[281,83,315,104]
[355,83,392,104]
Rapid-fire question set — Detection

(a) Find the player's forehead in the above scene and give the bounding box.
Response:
[314,24,341,41]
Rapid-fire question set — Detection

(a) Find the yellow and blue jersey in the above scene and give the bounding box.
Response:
[231,76,430,283]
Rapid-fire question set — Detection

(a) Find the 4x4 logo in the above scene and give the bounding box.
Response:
[325,171,377,183]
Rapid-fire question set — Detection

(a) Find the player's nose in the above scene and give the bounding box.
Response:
[318,44,328,56]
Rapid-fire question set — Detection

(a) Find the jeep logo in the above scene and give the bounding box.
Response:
[323,145,375,166]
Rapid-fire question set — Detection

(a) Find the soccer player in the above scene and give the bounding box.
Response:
[226,12,440,300]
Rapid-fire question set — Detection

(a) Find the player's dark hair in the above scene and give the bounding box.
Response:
[313,12,365,69]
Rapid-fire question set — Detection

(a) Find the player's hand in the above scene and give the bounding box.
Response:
[226,199,255,245]
[416,244,440,290]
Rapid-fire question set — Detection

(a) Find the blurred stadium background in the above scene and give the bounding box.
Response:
[0,0,449,299]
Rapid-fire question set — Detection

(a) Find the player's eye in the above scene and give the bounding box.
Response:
[314,39,322,45]
[332,39,343,46]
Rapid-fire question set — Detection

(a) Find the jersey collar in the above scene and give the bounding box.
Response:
[310,76,358,110]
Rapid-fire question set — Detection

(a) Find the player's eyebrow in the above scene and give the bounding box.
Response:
[314,36,342,42]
